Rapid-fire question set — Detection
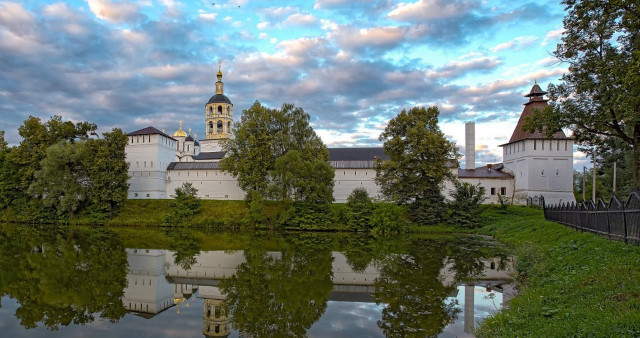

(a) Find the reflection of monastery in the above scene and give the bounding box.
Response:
[125,66,575,205]
[122,248,514,337]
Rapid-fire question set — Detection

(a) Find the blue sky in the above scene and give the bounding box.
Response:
[0,0,582,167]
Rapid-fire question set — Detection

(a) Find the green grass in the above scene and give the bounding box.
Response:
[475,205,640,337]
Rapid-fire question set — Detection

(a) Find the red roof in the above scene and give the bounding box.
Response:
[504,84,569,145]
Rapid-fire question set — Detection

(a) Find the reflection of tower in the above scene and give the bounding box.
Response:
[174,283,196,314]
[203,298,230,337]
[200,287,231,337]
[464,283,475,334]
[122,249,174,317]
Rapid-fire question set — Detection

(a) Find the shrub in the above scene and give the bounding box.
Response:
[164,182,202,225]
[448,180,486,228]
[345,187,374,231]
[371,203,407,233]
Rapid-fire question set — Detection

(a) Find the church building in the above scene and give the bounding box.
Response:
[125,68,574,205]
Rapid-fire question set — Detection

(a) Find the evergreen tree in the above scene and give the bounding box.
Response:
[448,181,486,228]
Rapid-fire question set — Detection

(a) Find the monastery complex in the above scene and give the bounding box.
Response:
[125,67,576,205]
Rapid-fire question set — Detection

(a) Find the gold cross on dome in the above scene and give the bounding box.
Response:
[218,59,222,71]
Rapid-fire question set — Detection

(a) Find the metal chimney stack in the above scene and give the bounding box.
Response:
[465,122,475,170]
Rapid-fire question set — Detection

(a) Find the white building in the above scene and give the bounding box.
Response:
[125,70,574,205]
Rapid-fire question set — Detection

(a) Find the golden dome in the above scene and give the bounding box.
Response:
[173,120,187,137]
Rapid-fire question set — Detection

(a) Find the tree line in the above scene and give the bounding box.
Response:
[0,116,129,221]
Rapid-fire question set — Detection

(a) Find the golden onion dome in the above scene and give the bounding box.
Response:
[173,121,188,137]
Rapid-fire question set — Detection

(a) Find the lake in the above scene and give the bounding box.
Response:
[0,224,513,337]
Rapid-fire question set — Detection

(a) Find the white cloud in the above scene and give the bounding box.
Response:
[427,55,502,79]
[541,28,564,46]
[258,32,268,39]
[490,35,538,53]
[86,0,144,24]
[388,0,479,21]
[199,13,217,21]
[283,13,318,27]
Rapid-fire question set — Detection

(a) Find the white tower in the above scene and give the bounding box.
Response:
[125,127,176,199]
[501,82,576,205]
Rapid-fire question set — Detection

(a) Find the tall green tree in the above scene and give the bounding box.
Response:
[524,0,640,188]
[84,129,129,217]
[221,101,333,206]
[28,141,90,218]
[375,106,458,225]
[1,116,96,212]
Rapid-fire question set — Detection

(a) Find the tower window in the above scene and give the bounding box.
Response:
[217,121,223,133]
[209,121,214,134]
[226,106,230,116]
[534,140,537,150]
[218,106,222,115]
[227,121,232,134]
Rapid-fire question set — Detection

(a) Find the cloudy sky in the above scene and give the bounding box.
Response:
[0,0,579,167]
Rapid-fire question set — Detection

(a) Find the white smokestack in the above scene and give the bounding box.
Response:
[465,122,475,170]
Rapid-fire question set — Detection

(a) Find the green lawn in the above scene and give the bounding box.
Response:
[475,206,640,337]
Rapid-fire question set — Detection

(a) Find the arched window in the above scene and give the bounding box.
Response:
[218,105,222,115]
[227,121,232,134]
[217,120,223,133]
[226,106,230,116]
[209,121,214,134]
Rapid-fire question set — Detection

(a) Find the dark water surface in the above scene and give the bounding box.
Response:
[0,224,513,337]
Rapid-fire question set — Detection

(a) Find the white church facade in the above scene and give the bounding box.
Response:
[125,69,575,205]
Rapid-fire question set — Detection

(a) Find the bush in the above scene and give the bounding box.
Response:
[345,187,374,231]
[371,203,407,233]
[164,182,202,225]
[448,181,486,228]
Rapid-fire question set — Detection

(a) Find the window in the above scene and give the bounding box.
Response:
[150,161,153,168]
[556,169,560,176]
[500,187,506,195]
[557,140,560,150]
[134,193,138,197]
[217,121,223,133]
[146,194,150,197]
[565,140,568,151]
[490,188,496,195]
[534,140,537,150]
[541,169,545,176]
[226,106,230,116]
[209,121,214,134]
[522,140,525,151]
[218,105,222,115]
[542,141,544,150]
[227,121,232,133]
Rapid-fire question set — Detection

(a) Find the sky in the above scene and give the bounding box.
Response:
[0,0,586,168]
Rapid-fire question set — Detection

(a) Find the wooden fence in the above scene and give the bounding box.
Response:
[543,192,640,244]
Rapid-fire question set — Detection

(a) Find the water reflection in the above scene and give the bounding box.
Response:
[0,226,513,337]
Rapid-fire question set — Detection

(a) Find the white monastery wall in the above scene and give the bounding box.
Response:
[333,168,380,203]
[166,169,245,200]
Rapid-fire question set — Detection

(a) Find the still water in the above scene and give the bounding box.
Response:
[0,225,513,337]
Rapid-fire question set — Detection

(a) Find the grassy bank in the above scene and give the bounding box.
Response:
[475,206,640,337]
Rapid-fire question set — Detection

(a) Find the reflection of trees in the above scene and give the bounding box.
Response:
[374,237,510,337]
[0,224,128,330]
[219,233,334,337]
[165,228,202,270]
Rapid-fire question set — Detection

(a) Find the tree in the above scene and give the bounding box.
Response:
[375,106,458,224]
[222,102,332,202]
[84,129,130,217]
[345,187,374,231]
[28,141,91,218]
[524,0,640,188]
[165,182,202,225]
[448,181,487,228]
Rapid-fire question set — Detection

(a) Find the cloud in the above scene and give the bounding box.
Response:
[427,55,502,79]
[283,13,319,27]
[541,28,564,46]
[198,12,217,22]
[388,0,480,21]
[490,36,539,53]
[86,0,145,24]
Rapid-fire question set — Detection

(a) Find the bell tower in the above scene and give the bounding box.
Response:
[205,60,233,141]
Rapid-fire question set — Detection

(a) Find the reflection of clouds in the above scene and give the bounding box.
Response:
[308,301,384,338]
